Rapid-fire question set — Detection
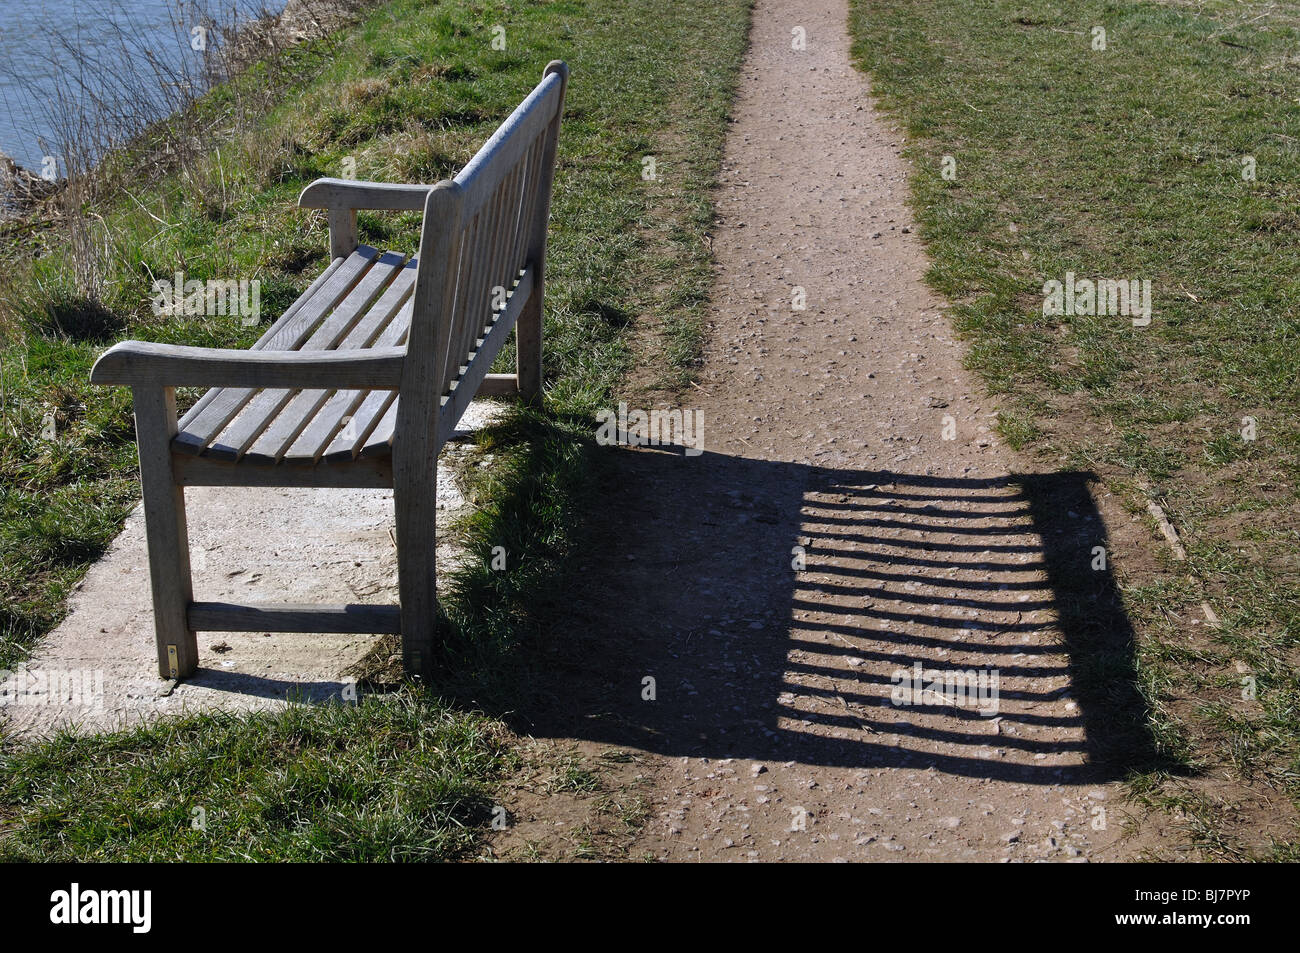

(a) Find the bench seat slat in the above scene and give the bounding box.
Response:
[173,247,380,455]
[198,250,408,462]
[241,387,333,464]
[173,255,348,433]
[257,245,385,350]
[204,387,296,461]
[358,400,400,459]
[322,388,396,461]
[279,292,415,462]
[172,250,409,463]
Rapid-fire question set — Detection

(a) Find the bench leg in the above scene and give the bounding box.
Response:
[516,283,543,404]
[131,387,198,680]
[394,460,436,681]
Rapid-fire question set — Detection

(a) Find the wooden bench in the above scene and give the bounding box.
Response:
[90,61,570,682]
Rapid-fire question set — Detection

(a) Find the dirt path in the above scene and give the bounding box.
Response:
[497,0,1169,861]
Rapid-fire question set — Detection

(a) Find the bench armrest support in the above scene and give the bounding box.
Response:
[299,178,440,259]
[91,341,405,390]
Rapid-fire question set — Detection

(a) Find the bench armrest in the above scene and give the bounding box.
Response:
[297,178,435,212]
[91,341,405,390]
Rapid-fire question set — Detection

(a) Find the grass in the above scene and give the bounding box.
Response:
[848,0,1300,856]
[0,0,752,859]
[0,691,507,861]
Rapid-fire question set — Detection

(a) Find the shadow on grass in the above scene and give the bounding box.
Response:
[33,295,125,343]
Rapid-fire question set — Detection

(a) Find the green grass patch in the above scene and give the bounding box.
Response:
[0,691,506,861]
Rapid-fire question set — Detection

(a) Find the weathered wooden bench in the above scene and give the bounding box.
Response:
[90,61,569,682]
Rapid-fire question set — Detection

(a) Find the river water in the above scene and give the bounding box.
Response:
[0,1,284,170]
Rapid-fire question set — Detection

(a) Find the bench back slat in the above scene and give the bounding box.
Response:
[413,65,566,403]
[441,101,553,397]
[401,63,568,438]
[453,70,565,219]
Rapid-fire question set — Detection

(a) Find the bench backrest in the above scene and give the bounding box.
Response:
[401,61,568,454]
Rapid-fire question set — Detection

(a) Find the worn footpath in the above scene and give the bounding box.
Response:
[496,0,1170,861]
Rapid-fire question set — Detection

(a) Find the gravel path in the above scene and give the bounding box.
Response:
[508,0,1163,861]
